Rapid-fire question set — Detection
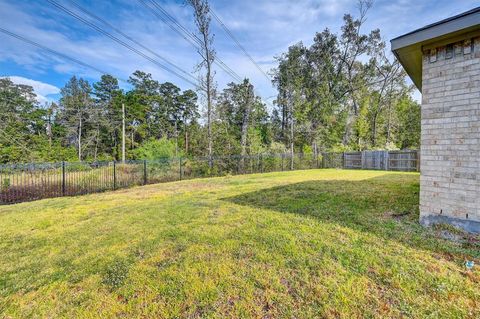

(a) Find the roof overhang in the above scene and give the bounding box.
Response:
[391,7,480,92]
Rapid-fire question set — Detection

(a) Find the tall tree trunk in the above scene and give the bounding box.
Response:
[94,126,99,162]
[121,103,126,162]
[240,91,251,173]
[311,120,318,158]
[282,100,286,142]
[206,50,213,167]
[290,102,294,170]
[47,108,53,147]
[372,112,378,147]
[175,120,178,157]
[386,100,393,145]
[78,114,82,161]
[184,117,189,154]
[188,0,215,166]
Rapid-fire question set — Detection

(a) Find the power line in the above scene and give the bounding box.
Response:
[141,0,202,47]
[145,0,243,82]
[144,1,272,108]
[209,8,271,83]
[0,27,127,82]
[46,0,203,90]
[67,0,199,85]
[148,0,243,81]
[138,0,243,83]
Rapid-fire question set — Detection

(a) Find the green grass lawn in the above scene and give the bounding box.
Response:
[1,169,479,318]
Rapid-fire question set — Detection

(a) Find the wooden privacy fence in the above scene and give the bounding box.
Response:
[341,150,419,171]
[0,150,419,204]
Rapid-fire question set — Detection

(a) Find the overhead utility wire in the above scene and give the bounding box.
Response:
[145,0,273,109]
[138,0,243,82]
[46,0,203,90]
[67,0,198,85]
[207,9,275,109]
[0,27,127,82]
[145,0,242,82]
[147,0,242,81]
[148,1,271,107]
[209,9,271,82]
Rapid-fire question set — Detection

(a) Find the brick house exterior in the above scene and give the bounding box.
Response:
[391,8,480,233]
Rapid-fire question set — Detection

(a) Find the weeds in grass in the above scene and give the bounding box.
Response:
[102,258,130,290]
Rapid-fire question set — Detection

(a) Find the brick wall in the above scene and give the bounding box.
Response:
[420,34,480,232]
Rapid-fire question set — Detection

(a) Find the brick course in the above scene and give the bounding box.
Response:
[420,34,480,232]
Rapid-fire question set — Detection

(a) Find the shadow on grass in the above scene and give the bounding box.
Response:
[222,173,477,259]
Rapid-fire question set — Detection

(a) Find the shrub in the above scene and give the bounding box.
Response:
[132,138,180,160]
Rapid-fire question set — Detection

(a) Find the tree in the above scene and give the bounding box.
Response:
[273,43,308,168]
[127,70,160,143]
[271,0,417,154]
[58,76,93,161]
[305,29,347,155]
[177,89,199,154]
[395,97,420,149]
[159,82,181,155]
[216,79,268,161]
[187,0,216,163]
[93,74,122,160]
[0,78,41,162]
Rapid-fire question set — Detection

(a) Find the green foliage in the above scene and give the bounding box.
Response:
[329,143,350,153]
[247,127,266,155]
[268,142,287,154]
[271,3,419,153]
[396,97,421,149]
[0,2,421,164]
[215,79,270,156]
[1,177,10,190]
[132,138,179,160]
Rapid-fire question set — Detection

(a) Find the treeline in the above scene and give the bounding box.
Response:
[0,73,271,163]
[0,1,420,164]
[271,1,420,155]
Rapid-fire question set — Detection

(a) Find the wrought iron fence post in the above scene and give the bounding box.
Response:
[62,161,66,196]
[143,160,147,185]
[113,161,117,190]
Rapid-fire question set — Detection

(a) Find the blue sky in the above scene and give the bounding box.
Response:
[0,0,478,104]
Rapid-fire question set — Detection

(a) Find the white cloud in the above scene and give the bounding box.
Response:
[1,76,60,103]
[0,0,478,104]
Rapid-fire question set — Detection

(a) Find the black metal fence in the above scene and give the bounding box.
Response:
[0,150,419,204]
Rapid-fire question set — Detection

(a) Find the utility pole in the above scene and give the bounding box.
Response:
[122,102,126,163]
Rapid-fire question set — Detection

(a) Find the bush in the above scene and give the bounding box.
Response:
[132,138,180,160]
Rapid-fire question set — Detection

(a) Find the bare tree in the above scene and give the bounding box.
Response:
[187,0,216,165]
